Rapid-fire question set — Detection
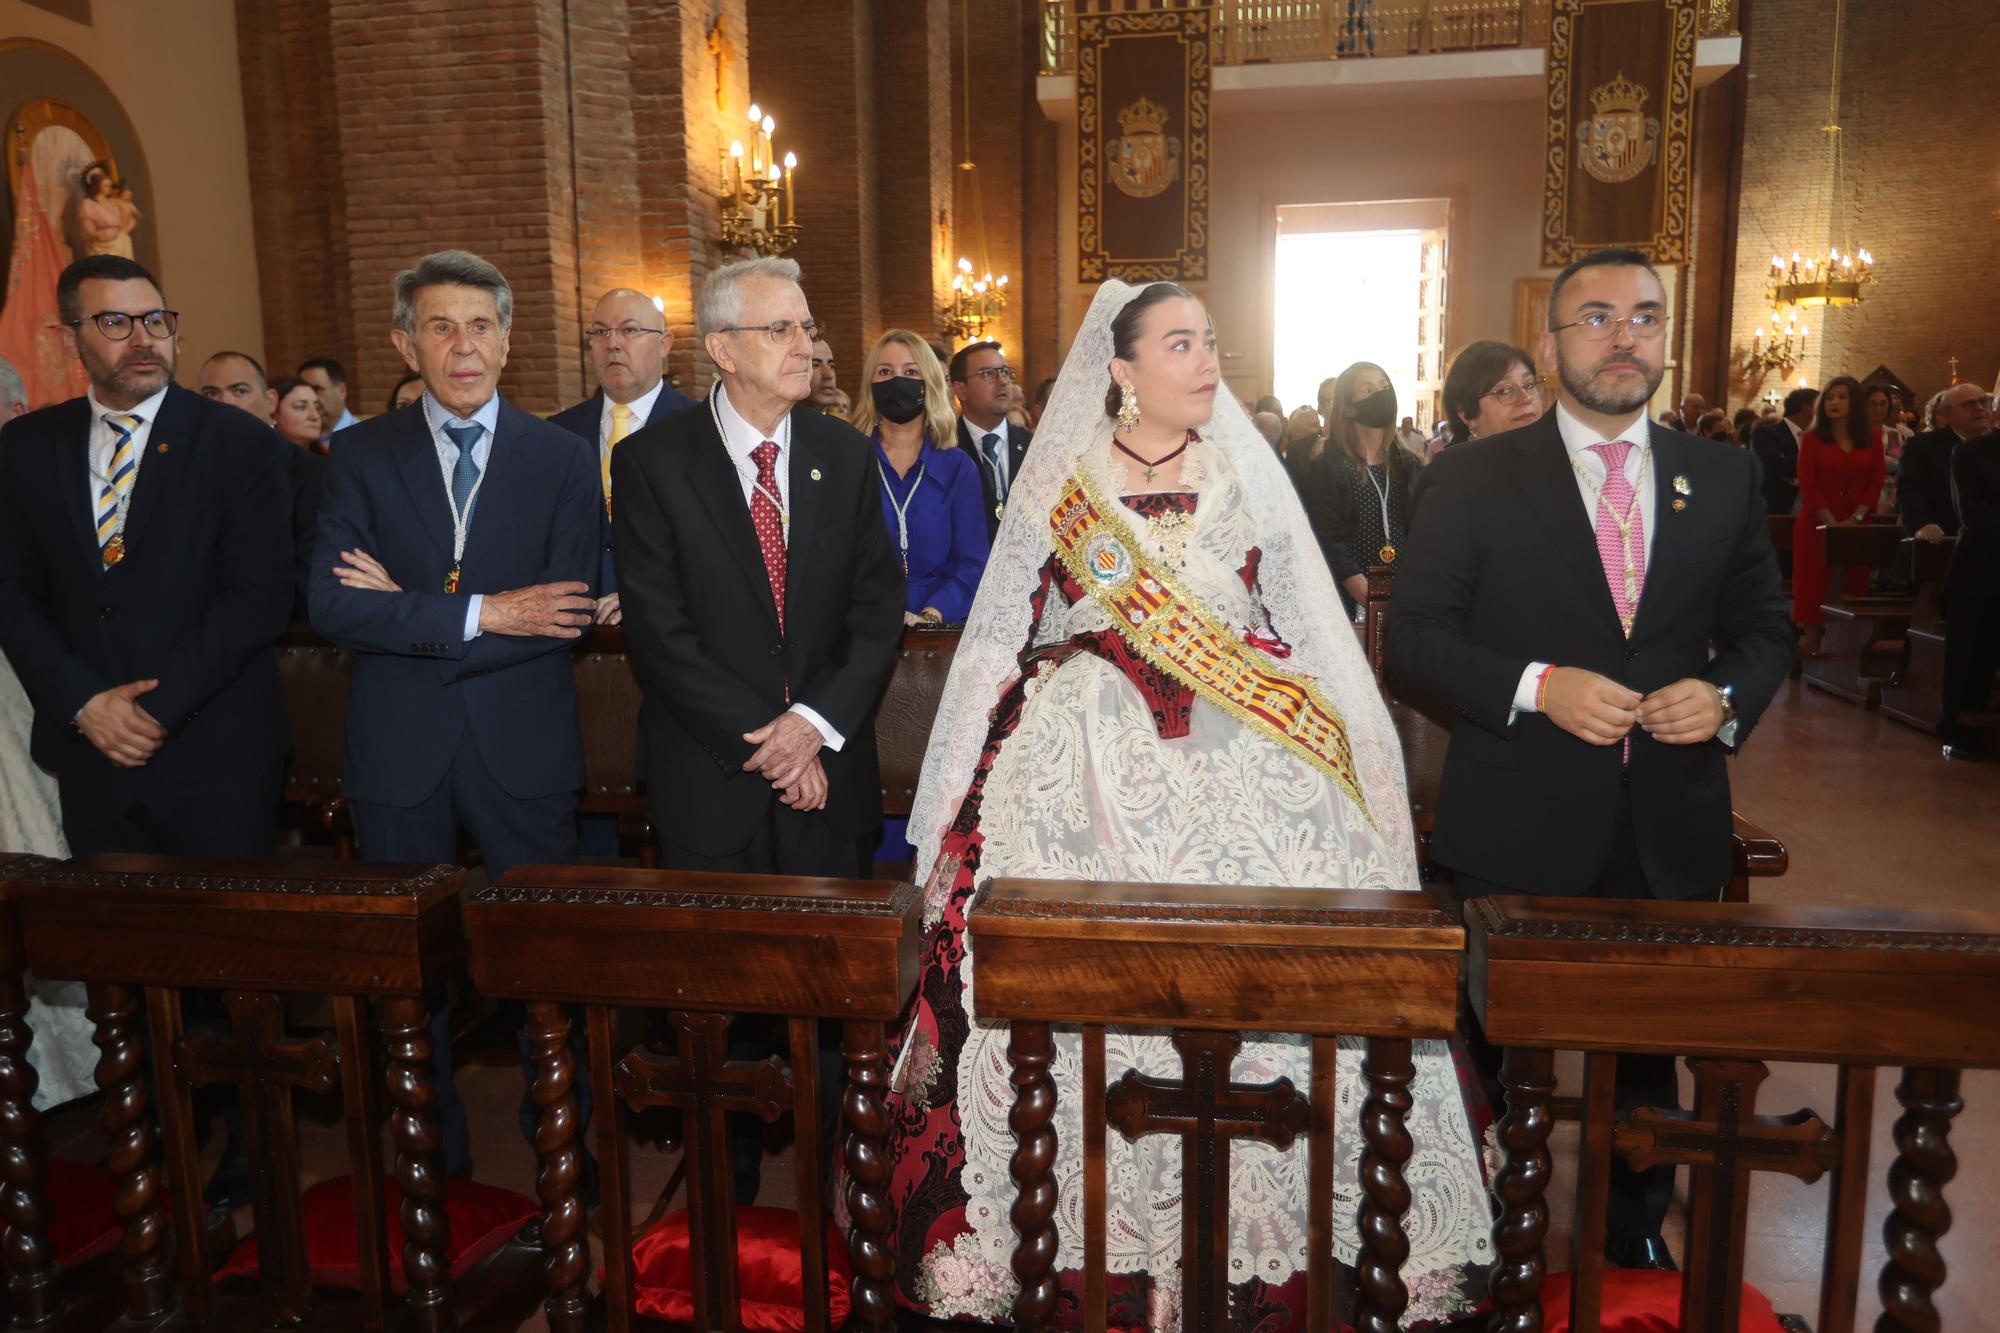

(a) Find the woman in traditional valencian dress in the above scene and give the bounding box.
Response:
[878,280,1494,1329]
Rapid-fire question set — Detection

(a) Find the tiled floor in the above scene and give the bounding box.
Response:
[38,677,2000,1329]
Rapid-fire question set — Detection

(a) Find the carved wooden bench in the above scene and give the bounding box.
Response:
[1806,521,1914,709]
[1879,536,1956,735]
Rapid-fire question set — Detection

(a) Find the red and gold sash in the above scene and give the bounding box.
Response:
[1048,472,1372,825]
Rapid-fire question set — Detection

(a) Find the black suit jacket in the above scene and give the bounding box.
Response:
[612,395,906,860]
[549,385,699,596]
[308,398,600,806]
[0,384,294,784]
[1749,420,1801,516]
[956,417,1033,540]
[288,445,327,621]
[1897,427,1964,538]
[1946,429,2000,613]
[1386,413,1792,899]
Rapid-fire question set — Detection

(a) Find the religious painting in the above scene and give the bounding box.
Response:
[0,39,156,409]
[1076,4,1210,283]
[1541,0,1696,266]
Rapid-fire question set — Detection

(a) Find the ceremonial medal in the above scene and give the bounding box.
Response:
[1378,543,1397,564]
[102,535,126,567]
[444,563,461,594]
[994,503,1005,521]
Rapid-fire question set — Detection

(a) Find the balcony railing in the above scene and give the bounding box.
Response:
[1039,0,1740,75]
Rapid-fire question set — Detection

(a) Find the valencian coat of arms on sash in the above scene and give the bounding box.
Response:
[1106,97,1181,199]
[1576,71,1659,184]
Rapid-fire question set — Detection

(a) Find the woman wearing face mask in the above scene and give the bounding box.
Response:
[1302,360,1423,617]
[851,330,991,625]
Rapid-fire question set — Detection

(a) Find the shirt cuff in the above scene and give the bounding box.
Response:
[1508,662,1551,725]
[789,703,845,752]
[463,594,483,641]
[1716,716,1740,750]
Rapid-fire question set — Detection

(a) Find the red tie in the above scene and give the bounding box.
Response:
[750,440,787,630]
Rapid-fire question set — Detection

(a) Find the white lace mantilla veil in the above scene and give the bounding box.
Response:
[908,279,1418,887]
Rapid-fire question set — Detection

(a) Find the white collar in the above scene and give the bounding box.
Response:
[86,382,170,426]
[711,381,792,466]
[1554,400,1650,458]
[963,415,1009,448]
[1785,416,1806,441]
[605,378,665,425]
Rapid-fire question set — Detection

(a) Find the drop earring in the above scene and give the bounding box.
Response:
[1117,381,1140,433]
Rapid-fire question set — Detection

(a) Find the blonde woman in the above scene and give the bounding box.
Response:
[851,330,990,625]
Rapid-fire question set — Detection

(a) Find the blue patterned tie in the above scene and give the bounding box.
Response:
[442,422,482,522]
[981,432,1005,500]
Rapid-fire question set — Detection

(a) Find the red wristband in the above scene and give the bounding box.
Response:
[1534,664,1557,713]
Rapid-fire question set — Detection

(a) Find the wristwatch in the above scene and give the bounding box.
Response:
[1713,682,1736,726]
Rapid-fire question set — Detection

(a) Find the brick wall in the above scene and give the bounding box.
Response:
[1729,0,2000,410]
[873,0,954,343]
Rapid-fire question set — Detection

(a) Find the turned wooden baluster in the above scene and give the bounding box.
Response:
[378,994,453,1331]
[0,954,54,1325]
[842,1020,897,1333]
[1488,1046,1557,1333]
[1875,1067,1962,1333]
[1356,1037,1415,1333]
[86,982,170,1321]
[1007,1020,1060,1333]
[526,1002,588,1333]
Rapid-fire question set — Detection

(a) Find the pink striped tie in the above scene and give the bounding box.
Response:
[1590,440,1643,760]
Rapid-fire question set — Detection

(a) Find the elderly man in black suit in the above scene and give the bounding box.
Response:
[1899,381,1994,545]
[1941,423,2000,758]
[949,339,1033,539]
[1389,246,1793,1272]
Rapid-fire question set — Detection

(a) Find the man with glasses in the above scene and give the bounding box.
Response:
[948,338,1034,539]
[551,288,696,626]
[0,254,295,858]
[1389,246,1791,1273]
[1899,380,1993,545]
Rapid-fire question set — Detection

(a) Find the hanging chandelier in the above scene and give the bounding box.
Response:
[1766,0,1875,310]
[943,0,1009,344]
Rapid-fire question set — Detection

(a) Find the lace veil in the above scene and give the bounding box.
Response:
[908,279,1418,887]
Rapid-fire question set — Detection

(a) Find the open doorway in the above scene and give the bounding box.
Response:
[1273,199,1449,430]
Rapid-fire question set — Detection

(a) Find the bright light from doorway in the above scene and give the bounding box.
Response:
[1273,228,1423,426]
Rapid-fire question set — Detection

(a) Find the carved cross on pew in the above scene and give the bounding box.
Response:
[1105,1030,1310,1333]
[176,991,341,1323]
[1614,1057,1840,1330]
[614,1011,794,1330]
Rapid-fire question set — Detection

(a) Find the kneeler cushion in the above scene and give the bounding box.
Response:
[217,1176,536,1291]
[628,1205,852,1332]
[1539,1270,1785,1333]
[47,1158,127,1267]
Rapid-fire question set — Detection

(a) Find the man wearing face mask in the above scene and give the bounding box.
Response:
[1301,360,1423,617]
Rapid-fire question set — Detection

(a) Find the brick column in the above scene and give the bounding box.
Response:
[872,0,955,346]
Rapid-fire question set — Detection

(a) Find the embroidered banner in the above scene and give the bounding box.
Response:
[1076,2,1210,282]
[1047,472,1370,824]
[1542,0,1697,264]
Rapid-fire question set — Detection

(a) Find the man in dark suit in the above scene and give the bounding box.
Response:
[612,256,903,1198]
[1750,386,1815,519]
[548,287,696,626]
[0,255,294,857]
[1941,425,2000,758]
[1388,247,1792,1271]
[309,249,600,1177]
[949,339,1032,539]
[1899,382,1993,544]
[199,349,324,619]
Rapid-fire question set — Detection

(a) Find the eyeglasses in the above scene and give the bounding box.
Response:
[1480,378,1543,408]
[585,324,664,343]
[716,319,820,346]
[72,309,178,341]
[969,365,1016,385]
[1550,311,1669,341]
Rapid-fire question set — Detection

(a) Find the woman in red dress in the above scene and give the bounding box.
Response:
[1791,375,1885,653]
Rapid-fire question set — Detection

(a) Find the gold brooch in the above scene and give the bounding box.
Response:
[810,468,823,481]
[1672,497,1687,512]
[1672,474,1691,496]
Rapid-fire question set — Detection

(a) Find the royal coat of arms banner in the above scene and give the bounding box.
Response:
[1077,3,1210,282]
[1542,0,1696,265]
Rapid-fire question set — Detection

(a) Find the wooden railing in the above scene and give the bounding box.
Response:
[463,865,923,1333]
[1039,0,1739,74]
[1804,520,1917,710]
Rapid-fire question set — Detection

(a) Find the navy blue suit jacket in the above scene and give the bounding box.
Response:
[308,397,600,807]
[0,384,294,784]
[548,384,697,594]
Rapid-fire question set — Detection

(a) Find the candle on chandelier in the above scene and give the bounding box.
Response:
[782,152,797,225]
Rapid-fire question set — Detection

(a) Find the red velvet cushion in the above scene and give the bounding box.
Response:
[629,1206,852,1332]
[1539,1270,1785,1333]
[47,1158,122,1267]
[217,1175,536,1291]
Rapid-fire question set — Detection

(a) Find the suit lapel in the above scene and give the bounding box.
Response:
[117,385,194,556]
[52,399,100,574]
[1633,428,1690,638]
[395,406,456,560]
[687,400,782,631]
[783,412,825,597]
[1511,415,1623,636]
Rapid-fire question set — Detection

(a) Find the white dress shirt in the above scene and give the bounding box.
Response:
[710,383,843,752]
[598,378,666,474]
[965,415,1012,494]
[421,392,498,642]
[83,383,170,530]
[324,406,360,444]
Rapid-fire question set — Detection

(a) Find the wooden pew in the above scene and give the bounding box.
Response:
[0,854,537,1332]
[464,866,922,1333]
[875,625,961,818]
[1469,893,2000,1333]
[276,626,355,857]
[1805,521,1913,708]
[1879,536,1957,735]
[969,876,1463,1333]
